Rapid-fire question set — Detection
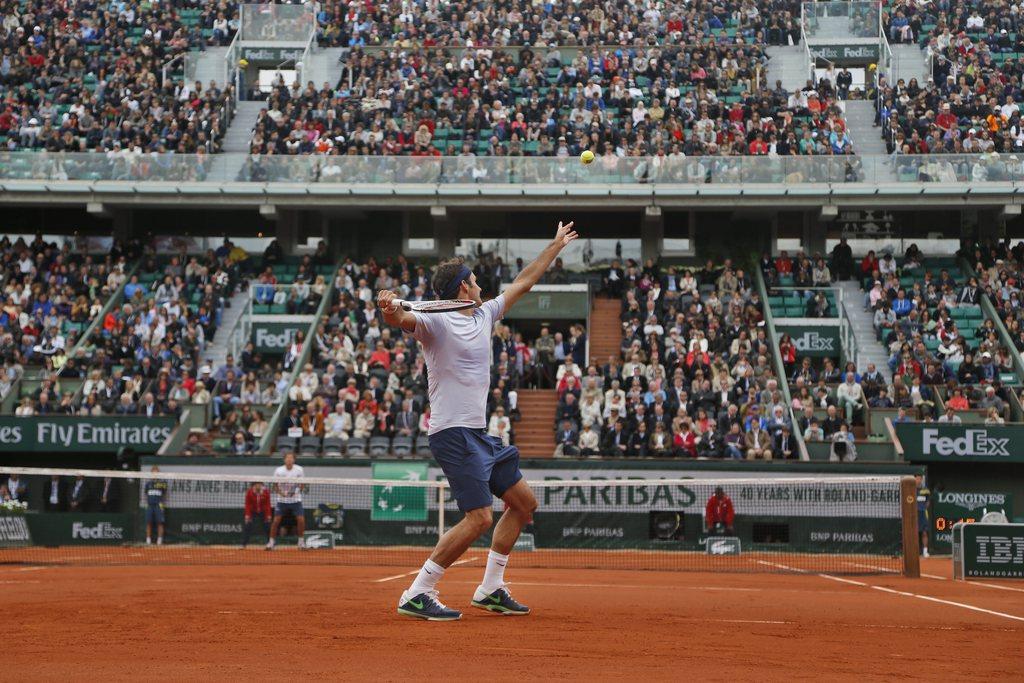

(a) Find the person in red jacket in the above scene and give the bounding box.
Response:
[242,481,272,548]
[705,487,735,535]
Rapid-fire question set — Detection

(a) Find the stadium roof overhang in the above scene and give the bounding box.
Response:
[0,181,1017,211]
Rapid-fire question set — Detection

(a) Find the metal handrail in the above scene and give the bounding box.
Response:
[756,267,810,460]
[225,294,254,364]
[258,259,343,454]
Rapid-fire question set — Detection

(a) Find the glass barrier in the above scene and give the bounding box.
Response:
[239,3,315,42]
[0,152,1022,185]
[802,1,879,40]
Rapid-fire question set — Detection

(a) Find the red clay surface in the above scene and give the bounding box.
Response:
[5,557,1023,681]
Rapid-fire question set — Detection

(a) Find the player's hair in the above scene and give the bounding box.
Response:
[432,257,468,298]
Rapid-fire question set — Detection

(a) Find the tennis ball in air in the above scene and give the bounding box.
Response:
[580,150,595,164]
[238,58,249,68]
[868,63,876,71]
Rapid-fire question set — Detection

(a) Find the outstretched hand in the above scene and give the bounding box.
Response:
[377,289,399,315]
[555,221,578,248]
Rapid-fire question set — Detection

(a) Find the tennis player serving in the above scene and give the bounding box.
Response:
[379,220,578,621]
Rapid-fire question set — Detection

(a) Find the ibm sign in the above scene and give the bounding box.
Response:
[953,523,1024,580]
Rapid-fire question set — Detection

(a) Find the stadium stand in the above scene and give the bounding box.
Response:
[0,1,233,153]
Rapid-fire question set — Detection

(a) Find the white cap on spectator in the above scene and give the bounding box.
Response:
[982,351,992,358]
[200,365,212,374]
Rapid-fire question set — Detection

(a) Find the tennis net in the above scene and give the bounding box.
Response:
[0,468,919,575]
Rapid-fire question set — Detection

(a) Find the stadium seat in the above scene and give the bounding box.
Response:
[322,437,346,458]
[369,436,391,456]
[298,436,320,456]
[392,436,413,456]
[414,435,432,455]
[346,437,368,456]
[276,436,298,455]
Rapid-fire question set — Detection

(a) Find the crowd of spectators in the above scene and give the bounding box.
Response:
[263,249,592,455]
[335,0,803,49]
[548,254,806,459]
[875,0,1024,172]
[245,41,854,162]
[0,0,233,154]
[0,235,136,382]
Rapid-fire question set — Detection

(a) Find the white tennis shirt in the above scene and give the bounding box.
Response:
[273,464,305,502]
[412,295,505,435]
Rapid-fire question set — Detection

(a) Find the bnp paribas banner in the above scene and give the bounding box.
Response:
[0,417,175,454]
[895,423,1024,463]
[142,464,902,554]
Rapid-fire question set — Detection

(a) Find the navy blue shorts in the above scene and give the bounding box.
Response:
[918,511,929,531]
[429,427,522,512]
[276,501,304,516]
[146,506,165,525]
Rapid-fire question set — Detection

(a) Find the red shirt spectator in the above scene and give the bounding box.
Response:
[706,488,735,533]
[244,484,272,521]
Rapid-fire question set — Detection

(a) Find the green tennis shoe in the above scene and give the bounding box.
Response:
[471,586,530,615]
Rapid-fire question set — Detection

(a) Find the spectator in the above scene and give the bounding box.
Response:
[705,487,735,535]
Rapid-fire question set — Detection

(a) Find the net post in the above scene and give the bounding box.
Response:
[437,483,446,541]
[900,476,921,578]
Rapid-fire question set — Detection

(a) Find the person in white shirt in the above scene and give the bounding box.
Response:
[266,451,306,550]
[836,373,865,424]
[378,220,578,621]
[487,406,512,446]
[579,422,600,455]
[325,403,352,440]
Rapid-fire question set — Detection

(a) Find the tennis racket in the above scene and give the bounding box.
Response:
[393,299,476,313]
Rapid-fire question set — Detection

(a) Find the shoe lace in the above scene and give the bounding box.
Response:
[424,590,449,610]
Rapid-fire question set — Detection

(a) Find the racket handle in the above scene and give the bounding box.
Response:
[393,299,413,311]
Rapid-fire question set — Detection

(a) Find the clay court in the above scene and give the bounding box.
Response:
[6,554,1022,681]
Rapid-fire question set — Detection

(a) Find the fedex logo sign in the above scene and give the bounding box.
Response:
[921,429,1010,458]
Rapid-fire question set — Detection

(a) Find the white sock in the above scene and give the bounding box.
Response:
[407,559,445,596]
[157,537,163,545]
[297,537,305,548]
[146,538,152,545]
[267,538,275,547]
[480,550,509,593]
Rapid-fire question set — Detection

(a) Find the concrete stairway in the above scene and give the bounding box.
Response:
[191,46,228,89]
[221,101,265,153]
[514,389,557,457]
[766,45,811,91]
[203,288,251,370]
[306,47,346,90]
[891,44,928,85]
[588,297,623,368]
[844,100,886,155]
[838,280,891,383]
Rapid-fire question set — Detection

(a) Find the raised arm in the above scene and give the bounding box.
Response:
[503,221,578,310]
[377,289,417,333]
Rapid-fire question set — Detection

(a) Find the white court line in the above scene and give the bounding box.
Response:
[506,581,761,592]
[762,561,1024,624]
[0,566,47,573]
[373,557,477,583]
[846,561,1024,593]
[0,579,40,584]
[844,561,946,580]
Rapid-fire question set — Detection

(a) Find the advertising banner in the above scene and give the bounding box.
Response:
[931,491,1013,555]
[251,318,313,354]
[774,323,841,357]
[0,417,174,454]
[953,523,1024,579]
[0,508,31,547]
[894,423,1024,463]
[25,513,135,545]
